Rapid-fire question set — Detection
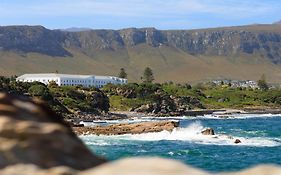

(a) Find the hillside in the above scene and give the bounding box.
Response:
[1,25,281,83]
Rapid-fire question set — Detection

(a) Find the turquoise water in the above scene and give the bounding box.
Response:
[81,114,281,173]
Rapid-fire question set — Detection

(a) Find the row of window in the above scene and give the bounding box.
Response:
[24,79,58,83]
[20,78,126,86]
[62,79,91,83]
[60,83,104,88]
[61,79,116,85]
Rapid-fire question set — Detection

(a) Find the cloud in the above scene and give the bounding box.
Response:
[0,0,280,29]
[0,0,279,19]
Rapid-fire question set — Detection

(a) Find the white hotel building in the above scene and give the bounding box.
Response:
[16,73,127,88]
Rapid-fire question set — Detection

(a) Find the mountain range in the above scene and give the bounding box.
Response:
[1,24,281,83]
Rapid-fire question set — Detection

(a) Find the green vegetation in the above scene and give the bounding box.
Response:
[257,74,269,91]
[103,82,281,111]
[0,77,109,117]
[28,84,52,101]
[1,75,281,116]
[109,95,150,111]
[48,85,109,114]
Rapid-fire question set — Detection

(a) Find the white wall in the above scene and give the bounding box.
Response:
[17,74,127,88]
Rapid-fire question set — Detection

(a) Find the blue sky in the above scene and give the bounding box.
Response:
[0,0,281,30]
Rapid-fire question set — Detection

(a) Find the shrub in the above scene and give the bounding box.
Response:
[28,84,52,101]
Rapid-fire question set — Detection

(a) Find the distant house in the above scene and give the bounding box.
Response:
[16,73,127,88]
[212,79,258,88]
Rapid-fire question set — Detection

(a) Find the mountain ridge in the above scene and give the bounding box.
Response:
[0,24,281,83]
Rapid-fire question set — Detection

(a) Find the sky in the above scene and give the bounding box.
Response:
[0,0,281,30]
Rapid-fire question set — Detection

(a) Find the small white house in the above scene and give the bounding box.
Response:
[16,73,127,88]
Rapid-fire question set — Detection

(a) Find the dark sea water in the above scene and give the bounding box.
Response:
[81,114,281,173]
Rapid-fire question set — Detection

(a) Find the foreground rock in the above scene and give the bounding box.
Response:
[80,157,209,175]
[2,158,281,175]
[73,121,179,135]
[0,93,105,170]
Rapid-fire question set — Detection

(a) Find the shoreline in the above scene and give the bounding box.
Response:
[108,107,281,118]
[67,107,281,126]
[71,108,281,136]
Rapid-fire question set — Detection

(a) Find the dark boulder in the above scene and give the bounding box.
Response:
[234,139,242,144]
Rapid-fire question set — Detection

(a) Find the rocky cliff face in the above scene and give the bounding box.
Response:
[0,26,71,56]
[1,25,281,64]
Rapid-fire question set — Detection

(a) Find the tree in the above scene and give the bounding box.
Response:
[142,67,154,83]
[258,74,269,91]
[118,68,127,78]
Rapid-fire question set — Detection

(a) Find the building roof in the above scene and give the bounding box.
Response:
[17,73,94,79]
[16,73,127,80]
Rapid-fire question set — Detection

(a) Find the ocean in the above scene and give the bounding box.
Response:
[81,114,281,173]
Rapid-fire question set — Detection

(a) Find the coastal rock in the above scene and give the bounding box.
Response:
[133,95,205,116]
[135,104,154,113]
[73,121,179,135]
[0,164,77,175]
[115,88,137,98]
[80,158,281,175]
[2,160,281,175]
[80,157,209,175]
[201,128,215,135]
[86,90,110,113]
[0,92,105,170]
[234,139,242,144]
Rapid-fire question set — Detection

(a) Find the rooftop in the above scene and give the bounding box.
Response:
[17,73,94,79]
[17,73,127,80]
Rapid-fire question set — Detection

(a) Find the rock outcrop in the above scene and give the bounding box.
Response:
[133,95,205,116]
[0,92,105,170]
[234,139,242,144]
[73,121,179,135]
[201,128,215,135]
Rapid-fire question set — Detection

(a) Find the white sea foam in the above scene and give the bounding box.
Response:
[191,113,281,120]
[81,121,281,147]
[80,118,155,126]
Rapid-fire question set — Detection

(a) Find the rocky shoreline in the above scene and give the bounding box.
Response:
[73,121,179,135]
[69,107,281,136]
